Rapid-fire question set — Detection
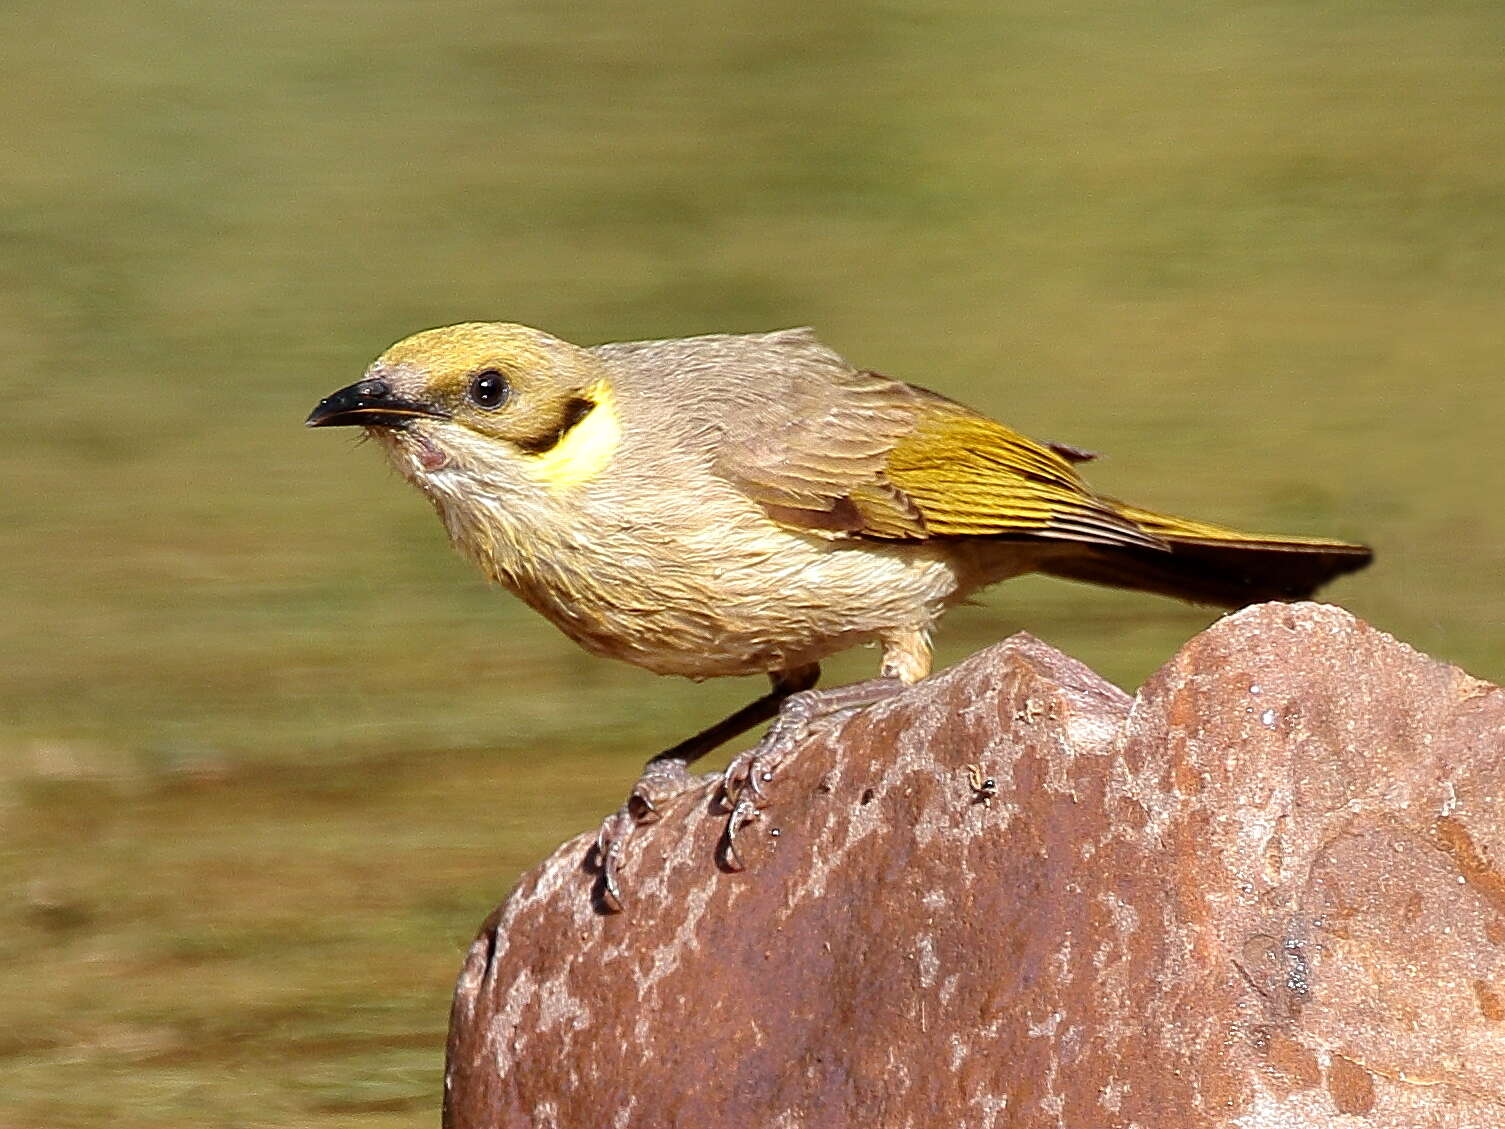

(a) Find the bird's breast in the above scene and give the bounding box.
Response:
[417,465,966,678]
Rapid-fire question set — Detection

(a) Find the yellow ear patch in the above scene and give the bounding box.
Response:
[522,379,622,490]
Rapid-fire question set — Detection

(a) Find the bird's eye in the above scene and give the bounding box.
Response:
[468,370,509,410]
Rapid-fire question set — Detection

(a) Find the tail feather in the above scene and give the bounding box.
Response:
[1036,501,1373,610]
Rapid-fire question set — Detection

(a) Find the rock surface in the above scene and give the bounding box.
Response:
[444,603,1505,1128]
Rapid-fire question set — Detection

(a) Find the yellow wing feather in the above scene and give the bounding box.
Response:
[877,402,1164,549]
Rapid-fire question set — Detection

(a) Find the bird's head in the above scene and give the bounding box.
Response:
[307,322,621,494]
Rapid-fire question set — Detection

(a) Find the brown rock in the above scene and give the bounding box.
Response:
[444,603,1505,1128]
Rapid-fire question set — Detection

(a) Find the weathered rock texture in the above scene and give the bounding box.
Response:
[445,603,1505,1128]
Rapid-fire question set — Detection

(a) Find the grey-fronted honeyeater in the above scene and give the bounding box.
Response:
[307,322,1371,909]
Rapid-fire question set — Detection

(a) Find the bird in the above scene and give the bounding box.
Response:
[307,321,1372,909]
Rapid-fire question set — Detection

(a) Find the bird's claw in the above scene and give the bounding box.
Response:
[592,758,703,913]
[717,714,810,865]
[719,748,769,807]
[721,792,763,871]
[627,788,662,824]
[594,807,635,913]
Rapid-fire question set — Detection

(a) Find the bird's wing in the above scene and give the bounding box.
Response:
[717,370,1164,550]
[713,366,929,537]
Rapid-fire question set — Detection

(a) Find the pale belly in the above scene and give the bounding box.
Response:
[434,485,964,677]
[509,521,967,678]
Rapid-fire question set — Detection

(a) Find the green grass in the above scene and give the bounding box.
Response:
[3,1,1503,1123]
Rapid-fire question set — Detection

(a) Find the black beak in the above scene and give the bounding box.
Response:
[305,379,449,429]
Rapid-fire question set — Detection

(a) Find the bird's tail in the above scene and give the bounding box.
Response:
[1036,500,1373,610]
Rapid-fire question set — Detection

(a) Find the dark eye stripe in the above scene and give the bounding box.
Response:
[515,396,595,455]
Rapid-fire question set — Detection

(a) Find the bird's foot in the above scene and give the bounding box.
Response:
[718,708,813,869]
[593,757,706,913]
[718,677,905,870]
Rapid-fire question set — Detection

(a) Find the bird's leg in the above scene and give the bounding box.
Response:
[720,627,931,868]
[719,676,905,868]
[593,664,819,912]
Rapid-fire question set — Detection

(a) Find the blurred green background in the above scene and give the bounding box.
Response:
[3,1,1502,1124]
